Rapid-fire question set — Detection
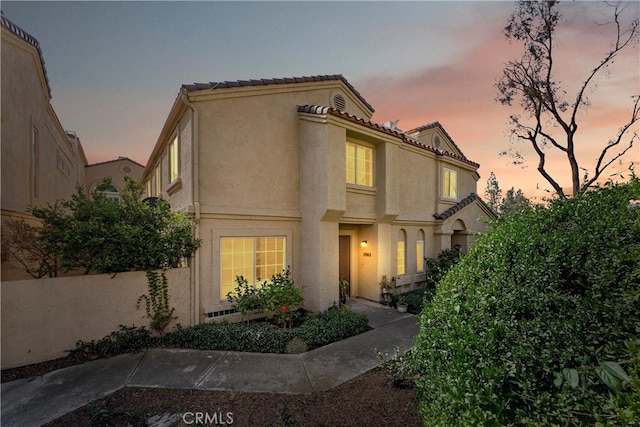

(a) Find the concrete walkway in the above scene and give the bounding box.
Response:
[1,299,418,427]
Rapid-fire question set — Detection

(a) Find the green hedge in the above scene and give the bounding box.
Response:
[69,307,370,360]
[163,307,369,353]
[414,178,640,426]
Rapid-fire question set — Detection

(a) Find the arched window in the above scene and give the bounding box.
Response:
[93,183,120,202]
[416,230,425,272]
[397,229,406,275]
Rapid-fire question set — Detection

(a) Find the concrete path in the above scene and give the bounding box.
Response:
[1,298,418,427]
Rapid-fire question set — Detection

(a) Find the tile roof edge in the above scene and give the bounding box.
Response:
[183,74,374,113]
[299,105,484,167]
[1,12,52,98]
[434,193,497,220]
[406,121,469,161]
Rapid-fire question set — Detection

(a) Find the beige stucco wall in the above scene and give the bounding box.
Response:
[142,78,493,317]
[1,268,191,369]
[84,158,144,194]
[1,27,85,216]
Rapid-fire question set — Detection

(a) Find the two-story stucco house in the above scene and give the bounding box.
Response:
[142,74,494,318]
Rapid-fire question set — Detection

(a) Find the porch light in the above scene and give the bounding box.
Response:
[361,240,368,248]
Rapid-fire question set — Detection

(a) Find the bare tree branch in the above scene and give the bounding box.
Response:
[496,0,639,197]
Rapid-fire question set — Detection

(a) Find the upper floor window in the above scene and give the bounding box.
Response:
[346,141,373,187]
[443,168,457,199]
[169,136,179,183]
[154,164,161,196]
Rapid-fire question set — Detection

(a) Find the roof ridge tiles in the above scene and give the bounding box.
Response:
[300,105,478,161]
[406,121,469,161]
[434,193,496,220]
[183,74,374,113]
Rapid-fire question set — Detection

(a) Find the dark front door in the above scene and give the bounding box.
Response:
[338,236,350,296]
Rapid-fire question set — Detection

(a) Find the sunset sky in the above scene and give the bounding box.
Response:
[3,1,639,201]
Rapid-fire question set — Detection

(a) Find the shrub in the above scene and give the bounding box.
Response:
[67,325,156,361]
[413,178,640,426]
[294,307,369,350]
[67,305,369,361]
[226,269,304,328]
[28,177,200,275]
[391,288,435,315]
[424,248,463,288]
[376,348,418,388]
[162,307,369,354]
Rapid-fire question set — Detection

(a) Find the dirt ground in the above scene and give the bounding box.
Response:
[4,358,422,427]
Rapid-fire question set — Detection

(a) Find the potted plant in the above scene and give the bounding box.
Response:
[379,275,394,306]
[396,295,408,313]
[339,279,349,306]
[379,275,393,294]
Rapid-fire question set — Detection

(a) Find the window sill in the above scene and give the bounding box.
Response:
[167,177,182,196]
[347,184,377,196]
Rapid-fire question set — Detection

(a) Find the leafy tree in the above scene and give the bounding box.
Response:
[500,187,531,215]
[413,177,640,425]
[27,177,200,275]
[1,217,57,278]
[484,171,502,213]
[496,0,639,198]
[484,172,531,215]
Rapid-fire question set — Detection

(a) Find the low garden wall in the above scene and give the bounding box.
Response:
[1,268,191,369]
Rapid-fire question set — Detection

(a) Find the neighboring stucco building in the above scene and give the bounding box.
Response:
[84,156,144,202]
[1,12,87,218]
[1,14,144,279]
[142,74,495,318]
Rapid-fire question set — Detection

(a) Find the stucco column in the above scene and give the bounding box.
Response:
[299,113,346,311]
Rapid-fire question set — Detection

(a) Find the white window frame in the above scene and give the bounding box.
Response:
[169,135,179,183]
[443,167,457,200]
[346,140,374,187]
[396,230,406,276]
[220,236,287,301]
[154,164,161,196]
[416,240,425,273]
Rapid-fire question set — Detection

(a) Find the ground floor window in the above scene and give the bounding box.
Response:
[220,236,286,300]
[397,229,406,275]
[416,240,424,272]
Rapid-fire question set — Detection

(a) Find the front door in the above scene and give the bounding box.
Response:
[338,236,350,296]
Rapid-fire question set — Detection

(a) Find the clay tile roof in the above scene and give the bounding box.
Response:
[434,193,496,220]
[298,105,485,168]
[1,12,52,98]
[407,121,469,161]
[183,74,374,113]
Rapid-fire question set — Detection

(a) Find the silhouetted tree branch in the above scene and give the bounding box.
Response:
[496,0,639,197]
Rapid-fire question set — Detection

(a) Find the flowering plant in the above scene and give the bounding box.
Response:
[227,269,304,328]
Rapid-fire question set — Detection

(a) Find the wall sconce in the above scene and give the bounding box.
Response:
[360,240,368,248]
